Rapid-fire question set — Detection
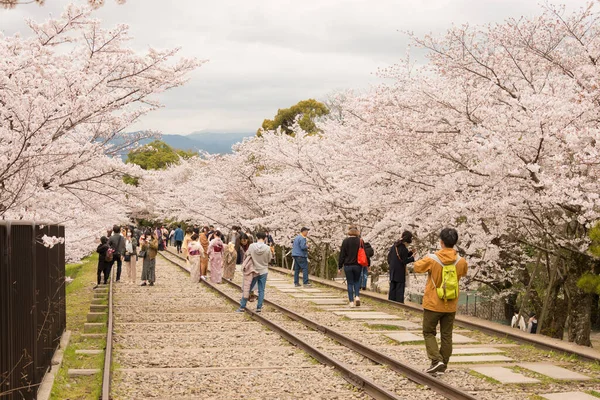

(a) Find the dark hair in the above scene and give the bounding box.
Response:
[400,230,413,244]
[145,230,152,236]
[191,233,199,241]
[203,226,209,233]
[209,225,215,229]
[178,225,181,228]
[256,231,267,240]
[113,225,120,234]
[214,230,222,238]
[193,227,200,234]
[440,228,458,248]
[240,233,249,240]
[100,236,108,244]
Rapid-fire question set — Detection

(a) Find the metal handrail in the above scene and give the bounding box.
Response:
[101,265,114,400]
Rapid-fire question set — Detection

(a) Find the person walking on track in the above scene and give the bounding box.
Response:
[387,230,415,303]
[292,227,311,287]
[223,242,237,280]
[125,229,138,284]
[237,231,272,313]
[188,233,203,282]
[95,236,110,288]
[108,225,126,282]
[413,227,468,374]
[208,231,225,283]
[337,226,363,307]
[199,226,210,280]
[174,225,184,253]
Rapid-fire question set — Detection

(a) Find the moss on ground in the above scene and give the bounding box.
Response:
[50,254,106,400]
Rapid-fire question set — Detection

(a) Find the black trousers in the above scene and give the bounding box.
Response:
[97,262,110,285]
[109,255,123,281]
[388,281,406,303]
[176,240,183,252]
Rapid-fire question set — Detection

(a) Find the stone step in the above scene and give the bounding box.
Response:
[471,366,539,384]
[385,332,477,344]
[451,355,513,363]
[87,312,107,322]
[75,349,104,355]
[93,293,108,299]
[90,304,108,312]
[91,299,107,305]
[364,320,420,330]
[310,299,348,305]
[518,363,591,381]
[333,311,401,320]
[84,323,105,333]
[68,369,101,376]
[542,393,599,400]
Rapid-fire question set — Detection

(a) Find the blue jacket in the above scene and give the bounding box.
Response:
[174,228,184,241]
[291,235,308,257]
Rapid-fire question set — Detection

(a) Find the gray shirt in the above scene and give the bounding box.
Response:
[248,242,272,275]
[108,233,126,256]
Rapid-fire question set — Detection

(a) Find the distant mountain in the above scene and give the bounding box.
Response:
[141,131,253,153]
[117,131,254,161]
[178,131,254,154]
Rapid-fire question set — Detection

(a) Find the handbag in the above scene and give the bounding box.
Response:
[357,239,369,267]
[138,250,147,258]
[123,254,131,262]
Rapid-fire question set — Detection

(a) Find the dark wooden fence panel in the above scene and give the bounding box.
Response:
[0,222,66,400]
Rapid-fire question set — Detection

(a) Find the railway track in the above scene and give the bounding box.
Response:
[159,249,481,400]
[103,253,379,399]
[267,267,600,364]
[100,248,600,399]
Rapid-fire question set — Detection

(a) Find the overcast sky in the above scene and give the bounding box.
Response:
[0,0,581,135]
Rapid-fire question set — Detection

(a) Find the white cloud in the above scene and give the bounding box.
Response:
[0,0,578,134]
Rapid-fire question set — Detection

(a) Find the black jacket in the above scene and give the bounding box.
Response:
[97,243,109,265]
[338,236,361,269]
[387,242,414,283]
[364,242,374,267]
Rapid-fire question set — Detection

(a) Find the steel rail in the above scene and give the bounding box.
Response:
[161,249,477,400]
[101,262,115,400]
[268,266,600,364]
[158,251,402,400]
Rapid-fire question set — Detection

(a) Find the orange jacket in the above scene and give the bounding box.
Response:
[413,248,468,313]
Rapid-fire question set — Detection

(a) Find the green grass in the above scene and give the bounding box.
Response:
[50,254,106,400]
[587,390,600,398]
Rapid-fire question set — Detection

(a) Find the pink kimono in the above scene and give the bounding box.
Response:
[208,237,224,283]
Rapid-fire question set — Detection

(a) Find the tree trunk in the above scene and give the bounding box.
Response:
[517,250,543,326]
[538,253,565,338]
[564,255,593,346]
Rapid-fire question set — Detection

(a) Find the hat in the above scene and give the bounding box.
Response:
[300,227,310,232]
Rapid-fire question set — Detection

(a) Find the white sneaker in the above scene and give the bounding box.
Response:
[349,301,355,308]
[355,296,361,307]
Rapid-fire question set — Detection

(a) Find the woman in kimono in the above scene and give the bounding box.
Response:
[223,242,237,281]
[188,234,203,282]
[208,231,225,283]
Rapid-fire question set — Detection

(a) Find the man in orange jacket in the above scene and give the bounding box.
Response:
[413,228,468,374]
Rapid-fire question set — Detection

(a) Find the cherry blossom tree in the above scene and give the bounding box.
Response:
[0,5,203,260]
